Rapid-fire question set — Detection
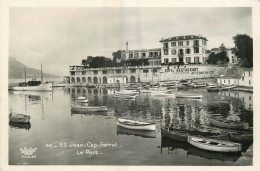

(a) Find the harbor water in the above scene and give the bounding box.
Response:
[9,86,253,165]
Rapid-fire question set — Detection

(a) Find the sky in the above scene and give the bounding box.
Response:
[9,7,252,77]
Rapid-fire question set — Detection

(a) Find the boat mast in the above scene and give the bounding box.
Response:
[41,62,43,82]
[24,66,26,83]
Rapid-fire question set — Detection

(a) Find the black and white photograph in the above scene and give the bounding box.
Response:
[1,0,259,169]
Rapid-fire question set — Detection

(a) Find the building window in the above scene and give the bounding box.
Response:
[143,69,149,73]
[153,68,158,73]
[171,49,177,55]
[171,42,176,46]
[186,57,191,64]
[82,71,86,75]
[154,52,158,56]
[129,53,133,58]
[242,76,244,81]
[194,57,199,63]
[178,41,183,46]
[249,80,251,85]
[186,41,189,46]
[185,48,190,54]
[163,43,168,49]
[122,54,126,58]
[71,71,75,75]
[93,71,98,75]
[102,70,107,74]
[164,58,169,64]
[193,40,199,46]
[164,49,168,55]
[249,96,251,100]
[228,80,230,84]
[194,47,199,53]
[149,52,153,57]
[134,53,139,58]
[141,53,146,57]
[224,80,225,83]
[172,58,177,63]
[130,69,136,73]
[116,70,121,74]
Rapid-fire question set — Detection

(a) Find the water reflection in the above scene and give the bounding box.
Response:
[9,87,253,165]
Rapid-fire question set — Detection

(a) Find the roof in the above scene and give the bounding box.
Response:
[159,35,208,42]
[121,48,161,53]
[218,76,241,79]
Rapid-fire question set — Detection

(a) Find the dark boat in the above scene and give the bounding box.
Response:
[207,87,221,92]
[9,121,31,130]
[209,116,249,130]
[161,127,187,142]
[9,112,30,123]
[229,132,253,142]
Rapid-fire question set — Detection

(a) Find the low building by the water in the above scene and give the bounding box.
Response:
[217,68,253,88]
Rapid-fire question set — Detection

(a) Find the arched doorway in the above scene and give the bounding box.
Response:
[88,77,92,83]
[93,77,98,84]
[130,76,135,83]
[71,77,75,83]
[76,77,81,83]
[103,76,107,84]
[82,77,86,83]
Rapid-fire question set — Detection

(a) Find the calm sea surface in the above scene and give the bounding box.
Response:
[9,86,253,165]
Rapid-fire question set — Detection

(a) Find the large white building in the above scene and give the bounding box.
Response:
[159,35,208,65]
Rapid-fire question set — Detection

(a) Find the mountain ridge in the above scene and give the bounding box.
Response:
[9,57,60,79]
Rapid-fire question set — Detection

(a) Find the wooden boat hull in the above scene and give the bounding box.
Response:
[188,136,242,152]
[117,118,156,131]
[9,113,30,123]
[9,121,31,130]
[207,88,221,92]
[209,117,249,130]
[175,94,203,99]
[71,106,108,112]
[117,126,156,138]
[161,128,187,142]
[13,83,53,91]
[229,132,253,142]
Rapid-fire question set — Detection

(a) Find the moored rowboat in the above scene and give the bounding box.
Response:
[187,136,242,152]
[78,96,86,100]
[228,132,253,142]
[175,94,203,99]
[71,105,108,112]
[209,116,249,130]
[117,118,156,131]
[161,128,187,142]
[9,113,30,123]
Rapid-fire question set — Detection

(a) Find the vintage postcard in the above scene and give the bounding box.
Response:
[1,0,260,170]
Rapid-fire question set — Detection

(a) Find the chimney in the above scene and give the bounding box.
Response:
[126,41,128,51]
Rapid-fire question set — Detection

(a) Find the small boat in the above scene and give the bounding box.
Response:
[9,121,31,130]
[161,127,187,142]
[208,84,219,88]
[71,105,108,112]
[117,126,156,138]
[228,132,253,142]
[221,85,237,91]
[78,96,86,100]
[175,94,203,99]
[151,90,174,97]
[207,87,221,92]
[209,116,249,130]
[114,94,136,99]
[192,83,207,88]
[9,112,30,123]
[78,99,89,103]
[187,136,242,152]
[117,118,156,131]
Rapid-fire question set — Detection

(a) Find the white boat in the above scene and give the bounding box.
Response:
[78,96,86,100]
[151,91,175,97]
[208,84,219,88]
[78,99,89,103]
[117,118,156,131]
[175,94,203,99]
[192,83,207,88]
[13,64,53,91]
[9,112,30,123]
[188,136,242,152]
[115,90,139,96]
[13,82,53,91]
[71,105,108,112]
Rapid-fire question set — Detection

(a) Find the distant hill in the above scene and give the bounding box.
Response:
[9,57,60,79]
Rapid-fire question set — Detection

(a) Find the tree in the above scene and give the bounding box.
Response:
[206,51,229,65]
[112,50,122,64]
[233,34,253,67]
[88,56,114,68]
[82,56,93,67]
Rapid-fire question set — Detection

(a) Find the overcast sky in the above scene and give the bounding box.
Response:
[9,7,252,76]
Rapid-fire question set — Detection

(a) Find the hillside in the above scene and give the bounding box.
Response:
[9,57,59,79]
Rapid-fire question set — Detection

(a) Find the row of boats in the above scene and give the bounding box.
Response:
[116,115,252,153]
